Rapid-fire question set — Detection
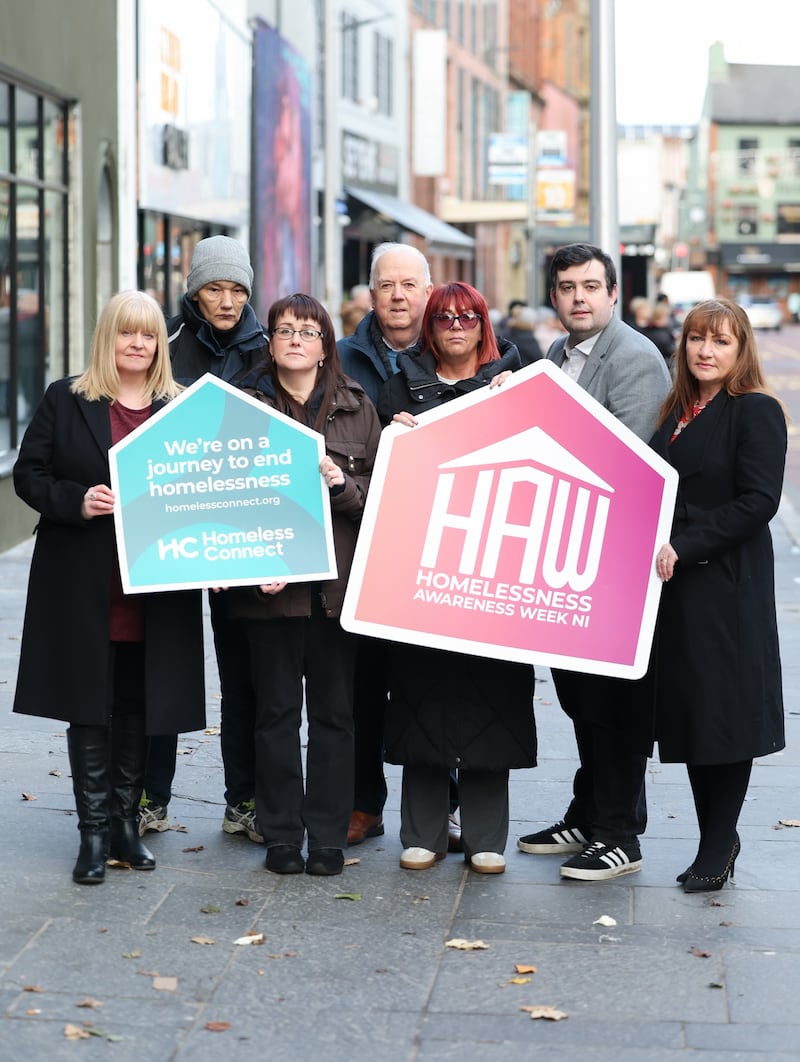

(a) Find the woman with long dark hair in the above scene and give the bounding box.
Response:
[228,294,380,877]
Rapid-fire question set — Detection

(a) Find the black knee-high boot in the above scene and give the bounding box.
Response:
[108,714,156,870]
[67,725,111,885]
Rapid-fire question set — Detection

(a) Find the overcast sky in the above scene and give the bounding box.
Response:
[614,0,800,125]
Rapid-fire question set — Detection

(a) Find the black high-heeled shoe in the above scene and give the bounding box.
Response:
[676,865,694,885]
[683,837,740,893]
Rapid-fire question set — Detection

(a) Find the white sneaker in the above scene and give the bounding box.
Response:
[399,847,446,870]
[469,852,506,874]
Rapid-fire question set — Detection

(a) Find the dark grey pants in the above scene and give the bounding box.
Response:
[400,766,509,857]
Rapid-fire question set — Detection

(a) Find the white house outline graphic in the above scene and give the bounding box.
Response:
[423,426,614,590]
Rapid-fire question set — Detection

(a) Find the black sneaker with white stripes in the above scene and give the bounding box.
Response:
[559,839,642,880]
[517,820,590,855]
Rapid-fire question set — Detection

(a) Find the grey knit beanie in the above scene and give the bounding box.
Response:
[186,236,253,298]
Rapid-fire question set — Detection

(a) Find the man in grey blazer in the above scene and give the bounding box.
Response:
[517,243,671,881]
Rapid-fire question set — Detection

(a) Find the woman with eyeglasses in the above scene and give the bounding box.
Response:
[227,293,381,877]
[377,282,537,875]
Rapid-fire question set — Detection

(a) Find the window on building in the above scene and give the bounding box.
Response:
[341,12,360,102]
[737,138,758,174]
[456,67,465,200]
[0,75,69,455]
[483,1,497,60]
[777,202,800,236]
[374,32,393,116]
[736,204,758,237]
[471,77,482,197]
[788,139,800,178]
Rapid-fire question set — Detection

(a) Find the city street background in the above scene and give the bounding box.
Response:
[1,327,798,1059]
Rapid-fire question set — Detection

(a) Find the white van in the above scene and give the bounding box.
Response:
[658,271,716,322]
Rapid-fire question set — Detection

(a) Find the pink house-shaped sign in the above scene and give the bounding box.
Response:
[341,360,678,678]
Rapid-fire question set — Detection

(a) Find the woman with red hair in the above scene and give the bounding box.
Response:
[378,282,536,875]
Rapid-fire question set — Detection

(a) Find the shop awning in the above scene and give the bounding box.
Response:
[345,185,475,259]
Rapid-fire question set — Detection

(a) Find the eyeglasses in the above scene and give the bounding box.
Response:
[431,312,481,331]
[271,326,324,342]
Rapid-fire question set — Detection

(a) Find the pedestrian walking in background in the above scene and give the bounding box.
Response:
[503,305,544,365]
[651,298,787,892]
[517,243,671,881]
[140,235,266,846]
[12,291,205,885]
[378,282,536,876]
[227,293,380,877]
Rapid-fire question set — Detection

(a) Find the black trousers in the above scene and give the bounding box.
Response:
[246,611,356,852]
[352,636,390,816]
[143,591,256,808]
[400,766,509,856]
[552,669,651,847]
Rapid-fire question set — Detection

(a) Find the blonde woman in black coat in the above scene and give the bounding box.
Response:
[651,299,787,893]
[13,291,205,885]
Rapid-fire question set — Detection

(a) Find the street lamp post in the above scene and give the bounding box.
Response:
[590,0,620,300]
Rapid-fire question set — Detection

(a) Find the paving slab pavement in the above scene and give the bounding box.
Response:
[1,511,798,1061]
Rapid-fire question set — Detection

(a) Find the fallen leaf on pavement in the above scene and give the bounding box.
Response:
[23,985,44,993]
[21,792,37,801]
[235,898,249,906]
[205,1021,230,1032]
[520,1005,568,1021]
[152,977,177,992]
[75,998,104,1009]
[234,933,265,946]
[49,769,62,777]
[64,1023,91,1040]
[266,951,297,959]
[593,915,617,927]
[121,950,141,959]
[344,857,361,866]
[191,936,215,945]
[778,819,800,827]
[708,982,724,989]
[26,1009,41,1015]
[335,893,362,901]
[507,976,532,985]
[200,904,221,914]
[445,938,489,950]
[689,946,712,958]
[204,727,221,736]
[515,964,537,974]
[182,845,205,853]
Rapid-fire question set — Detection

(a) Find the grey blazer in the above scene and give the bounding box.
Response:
[547,315,672,442]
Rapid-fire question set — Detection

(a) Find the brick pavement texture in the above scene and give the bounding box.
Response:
[1,512,798,1060]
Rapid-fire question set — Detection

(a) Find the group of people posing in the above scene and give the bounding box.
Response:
[12,239,786,896]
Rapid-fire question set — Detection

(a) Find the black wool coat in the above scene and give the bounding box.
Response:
[13,378,206,734]
[650,390,786,764]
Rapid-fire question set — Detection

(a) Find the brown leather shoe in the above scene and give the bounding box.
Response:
[347,811,384,846]
[447,813,463,853]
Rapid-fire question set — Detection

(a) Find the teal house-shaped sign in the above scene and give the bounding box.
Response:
[109,374,336,592]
